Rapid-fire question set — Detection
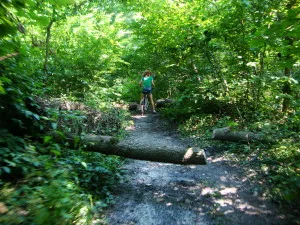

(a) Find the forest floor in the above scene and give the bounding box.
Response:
[102,113,298,225]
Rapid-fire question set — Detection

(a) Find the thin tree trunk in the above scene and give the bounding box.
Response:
[282,67,292,112]
[44,19,55,74]
[281,0,296,112]
[205,49,244,122]
[255,44,266,111]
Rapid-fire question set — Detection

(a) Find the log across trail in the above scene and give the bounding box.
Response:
[81,124,206,165]
[102,113,296,225]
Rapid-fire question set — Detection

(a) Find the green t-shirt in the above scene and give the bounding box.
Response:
[142,76,153,88]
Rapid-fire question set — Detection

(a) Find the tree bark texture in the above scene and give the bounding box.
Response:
[212,127,263,142]
[79,134,207,165]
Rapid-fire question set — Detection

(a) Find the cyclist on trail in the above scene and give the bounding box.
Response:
[139,69,157,114]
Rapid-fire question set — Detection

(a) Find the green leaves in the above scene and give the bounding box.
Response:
[43,135,52,143]
[81,161,87,169]
[0,83,6,94]
[0,0,299,221]
[2,166,11,174]
[47,0,77,6]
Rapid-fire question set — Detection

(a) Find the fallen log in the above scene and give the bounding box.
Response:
[156,98,174,108]
[128,99,174,111]
[78,134,207,165]
[212,127,263,142]
[128,102,139,111]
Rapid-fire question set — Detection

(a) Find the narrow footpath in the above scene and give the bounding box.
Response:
[103,113,297,225]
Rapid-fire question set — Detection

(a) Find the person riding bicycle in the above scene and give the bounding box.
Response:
[139,69,157,114]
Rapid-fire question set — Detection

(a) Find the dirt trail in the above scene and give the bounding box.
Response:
[104,113,296,225]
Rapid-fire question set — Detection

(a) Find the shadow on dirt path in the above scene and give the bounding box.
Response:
[103,113,297,225]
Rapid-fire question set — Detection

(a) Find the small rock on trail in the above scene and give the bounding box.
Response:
[103,114,296,225]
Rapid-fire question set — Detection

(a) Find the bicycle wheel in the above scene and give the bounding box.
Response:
[140,97,145,115]
[144,97,149,112]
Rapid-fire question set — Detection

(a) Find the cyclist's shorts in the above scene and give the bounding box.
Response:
[142,87,152,94]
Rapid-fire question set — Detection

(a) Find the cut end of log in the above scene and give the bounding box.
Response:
[182,147,207,165]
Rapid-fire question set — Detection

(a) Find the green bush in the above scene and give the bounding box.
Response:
[177,111,300,205]
[0,77,124,224]
[0,166,93,225]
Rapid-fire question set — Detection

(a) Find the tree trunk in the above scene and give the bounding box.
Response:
[282,68,291,112]
[212,127,263,142]
[281,0,296,112]
[76,134,207,165]
[44,19,55,74]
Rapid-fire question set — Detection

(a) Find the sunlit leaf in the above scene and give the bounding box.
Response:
[33,113,40,120]
[51,123,58,130]
[0,85,6,94]
[2,167,11,174]
[44,136,52,143]
[81,161,87,169]
[51,149,61,156]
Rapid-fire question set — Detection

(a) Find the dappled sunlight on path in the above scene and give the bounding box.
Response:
[104,114,293,225]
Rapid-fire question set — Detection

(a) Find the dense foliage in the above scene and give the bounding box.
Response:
[0,0,299,223]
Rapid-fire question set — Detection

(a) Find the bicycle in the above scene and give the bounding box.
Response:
[140,93,150,115]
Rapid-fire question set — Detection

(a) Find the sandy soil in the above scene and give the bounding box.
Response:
[103,113,298,225]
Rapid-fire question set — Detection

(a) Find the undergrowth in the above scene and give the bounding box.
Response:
[161,108,300,207]
[0,77,129,224]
